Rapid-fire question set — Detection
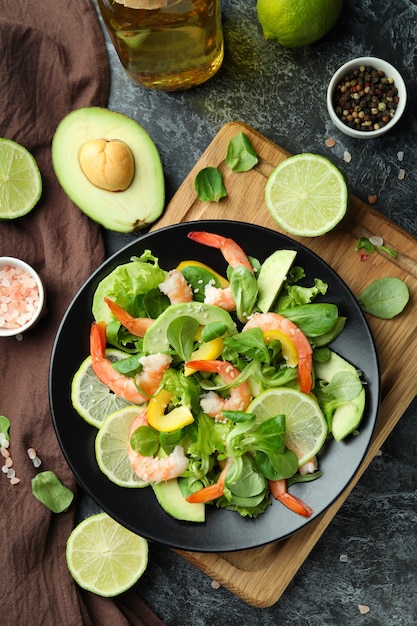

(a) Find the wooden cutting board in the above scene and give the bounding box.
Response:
[151,121,417,607]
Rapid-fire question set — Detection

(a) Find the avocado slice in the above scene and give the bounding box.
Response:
[51,107,165,232]
[152,479,205,522]
[143,302,237,354]
[256,249,297,313]
[314,350,366,442]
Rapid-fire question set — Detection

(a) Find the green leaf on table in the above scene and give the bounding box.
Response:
[225,132,259,172]
[31,471,74,513]
[194,167,227,202]
[357,277,409,319]
[0,416,10,441]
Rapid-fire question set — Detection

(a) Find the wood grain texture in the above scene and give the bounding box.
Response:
[152,122,417,607]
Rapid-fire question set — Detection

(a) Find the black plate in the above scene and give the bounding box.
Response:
[49,220,380,552]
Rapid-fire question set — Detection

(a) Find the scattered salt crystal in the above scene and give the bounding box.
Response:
[369,236,384,247]
[397,151,404,162]
[325,137,336,148]
[15,334,24,341]
[398,168,405,180]
[27,447,37,460]
[211,580,221,589]
[343,150,352,163]
[358,605,370,614]
[339,554,348,562]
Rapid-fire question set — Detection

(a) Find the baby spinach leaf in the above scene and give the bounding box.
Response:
[255,447,299,480]
[167,315,200,361]
[31,471,74,513]
[201,321,229,342]
[281,303,338,337]
[194,167,227,202]
[226,456,266,497]
[358,277,409,319]
[130,425,159,456]
[112,354,143,376]
[322,371,363,401]
[224,327,269,362]
[313,316,346,347]
[229,265,258,322]
[225,132,259,172]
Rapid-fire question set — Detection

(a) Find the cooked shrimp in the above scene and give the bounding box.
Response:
[269,478,313,518]
[186,458,232,503]
[243,312,313,394]
[105,297,154,337]
[203,283,236,311]
[185,359,252,419]
[128,408,189,483]
[90,321,171,404]
[188,231,254,271]
[158,269,193,304]
[298,455,318,475]
[187,231,254,311]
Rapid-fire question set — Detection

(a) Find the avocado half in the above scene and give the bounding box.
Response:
[51,107,165,232]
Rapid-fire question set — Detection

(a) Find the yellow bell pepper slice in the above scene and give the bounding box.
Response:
[184,336,224,376]
[176,260,229,289]
[147,389,194,432]
[263,329,298,368]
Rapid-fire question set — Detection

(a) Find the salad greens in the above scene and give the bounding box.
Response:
[225,132,259,172]
[194,167,227,202]
[87,239,366,521]
[357,277,409,319]
[31,471,74,514]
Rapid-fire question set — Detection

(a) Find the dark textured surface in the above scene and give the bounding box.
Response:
[85,1,417,622]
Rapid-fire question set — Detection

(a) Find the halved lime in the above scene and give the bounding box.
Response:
[66,512,148,597]
[248,387,328,465]
[265,153,348,237]
[95,406,148,488]
[71,349,136,428]
[0,138,42,219]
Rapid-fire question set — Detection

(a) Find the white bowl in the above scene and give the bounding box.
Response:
[0,257,45,337]
[327,56,407,139]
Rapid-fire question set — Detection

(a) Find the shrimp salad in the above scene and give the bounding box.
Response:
[82,231,366,520]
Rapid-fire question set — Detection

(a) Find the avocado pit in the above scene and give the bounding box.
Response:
[79,139,135,191]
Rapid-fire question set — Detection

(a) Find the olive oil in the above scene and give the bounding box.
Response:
[97,0,224,90]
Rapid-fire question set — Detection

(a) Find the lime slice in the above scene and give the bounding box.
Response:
[248,387,328,465]
[71,349,135,428]
[0,138,42,219]
[265,153,348,237]
[257,0,342,48]
[95,406,148,488]
[66,512,148,597]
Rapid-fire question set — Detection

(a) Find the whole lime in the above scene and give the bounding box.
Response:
[257,0,343,48]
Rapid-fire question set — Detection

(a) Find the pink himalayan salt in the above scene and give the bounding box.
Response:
[0,264,40,329]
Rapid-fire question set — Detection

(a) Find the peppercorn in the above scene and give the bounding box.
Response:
[332,65,400,132]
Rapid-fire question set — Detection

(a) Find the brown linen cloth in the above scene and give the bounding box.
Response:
[0,2,165,625]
